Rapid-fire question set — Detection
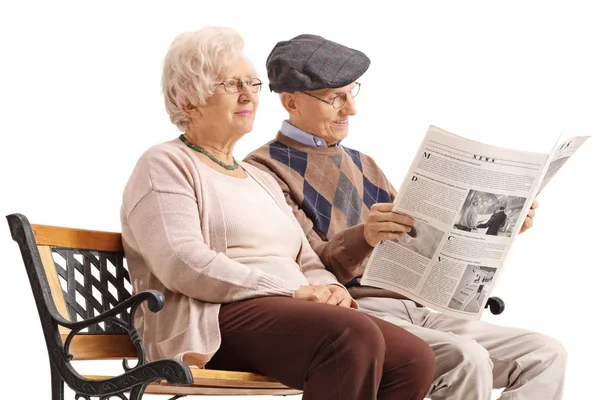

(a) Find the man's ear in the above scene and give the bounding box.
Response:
[280,92,300,114]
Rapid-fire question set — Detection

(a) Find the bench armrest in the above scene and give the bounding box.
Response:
[58,290,163,368]
[54,289,194,396]
[54,289,163,331]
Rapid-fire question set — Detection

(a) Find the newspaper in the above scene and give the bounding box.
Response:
[361,125,589,319]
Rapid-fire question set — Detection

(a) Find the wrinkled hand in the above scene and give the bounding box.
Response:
[364,203,414,247]
[293,285,334,304]
[326,284,355,308]
[293,285,354,308]
[519,199,539,234]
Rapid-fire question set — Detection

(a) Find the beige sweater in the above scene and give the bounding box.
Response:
[120,139,343,367]
[203,167,307,283]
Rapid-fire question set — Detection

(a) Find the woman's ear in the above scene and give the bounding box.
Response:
[182,102,202,118]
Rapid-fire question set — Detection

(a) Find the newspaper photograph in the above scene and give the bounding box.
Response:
[361,125,589,319]
[453,190,527,237]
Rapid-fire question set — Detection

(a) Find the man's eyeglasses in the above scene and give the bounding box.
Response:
[215,78,262,93]
[301,82,361,109]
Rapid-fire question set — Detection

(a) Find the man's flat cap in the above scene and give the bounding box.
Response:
[266,34,370,93]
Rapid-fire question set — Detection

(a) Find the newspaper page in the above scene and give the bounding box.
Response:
[361,125,575,319]
[537,136,590,195]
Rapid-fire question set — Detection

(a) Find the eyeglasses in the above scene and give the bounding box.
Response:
[214,78,262,93]
[301,82,361,109]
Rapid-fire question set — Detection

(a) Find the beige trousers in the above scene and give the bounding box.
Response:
[357,297,567,400]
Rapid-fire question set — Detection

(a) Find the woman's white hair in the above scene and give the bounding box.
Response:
[161,26,246,131]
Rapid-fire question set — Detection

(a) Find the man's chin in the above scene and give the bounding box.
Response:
[330,125,349,135]
[334,130,349,142]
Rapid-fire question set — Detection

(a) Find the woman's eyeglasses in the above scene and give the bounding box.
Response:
[215,78,263,93]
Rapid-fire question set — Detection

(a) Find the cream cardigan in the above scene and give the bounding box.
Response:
[120,139,345,367]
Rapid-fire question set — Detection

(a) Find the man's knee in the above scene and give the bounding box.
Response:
[525,333,568,367]
[439,337,493,375]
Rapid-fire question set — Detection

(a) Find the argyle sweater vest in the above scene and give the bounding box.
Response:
[245,132,397,284]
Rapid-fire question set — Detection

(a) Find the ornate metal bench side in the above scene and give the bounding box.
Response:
[6,213,193,400]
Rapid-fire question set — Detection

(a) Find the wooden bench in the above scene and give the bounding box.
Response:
[7,213,505,399]
[7,213,302,399]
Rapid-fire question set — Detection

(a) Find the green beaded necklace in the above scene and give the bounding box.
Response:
[179,134,239,171]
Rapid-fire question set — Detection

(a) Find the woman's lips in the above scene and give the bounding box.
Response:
[235,110,253,117]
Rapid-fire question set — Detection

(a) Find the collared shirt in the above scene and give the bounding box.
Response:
[279,120,341,148]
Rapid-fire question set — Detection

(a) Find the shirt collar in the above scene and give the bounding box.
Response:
[279,120,341,148]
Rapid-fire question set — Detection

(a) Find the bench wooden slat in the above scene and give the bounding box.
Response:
[187,369,292,388]
[31,223,123,252]
[39,246,71,332]
[60,334,137,360]
[144,385,302,396]
[84,371,303,394]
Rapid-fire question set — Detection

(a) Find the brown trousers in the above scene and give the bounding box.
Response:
[206,296,434,400]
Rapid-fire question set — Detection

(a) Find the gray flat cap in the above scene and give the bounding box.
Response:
[266,34,370,93]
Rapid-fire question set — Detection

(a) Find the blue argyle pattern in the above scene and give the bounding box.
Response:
[267,141,392,238]
[269,141,308,176]
[363,175,392,209]
[302,180,333,236]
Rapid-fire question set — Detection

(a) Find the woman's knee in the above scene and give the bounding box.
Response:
[386,331,435,391]
[412,336,436,381]
[335,311,388,360]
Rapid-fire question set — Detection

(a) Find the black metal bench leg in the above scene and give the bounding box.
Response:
[50,362,64,400]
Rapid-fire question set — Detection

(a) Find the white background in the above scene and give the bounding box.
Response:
[1,1,598,399]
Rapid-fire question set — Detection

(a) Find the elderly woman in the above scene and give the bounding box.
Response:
[120,27,434,400]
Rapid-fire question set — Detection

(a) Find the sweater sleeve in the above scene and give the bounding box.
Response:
[245,155,372,284]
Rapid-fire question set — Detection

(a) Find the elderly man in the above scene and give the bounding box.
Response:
[244,34,566,400]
